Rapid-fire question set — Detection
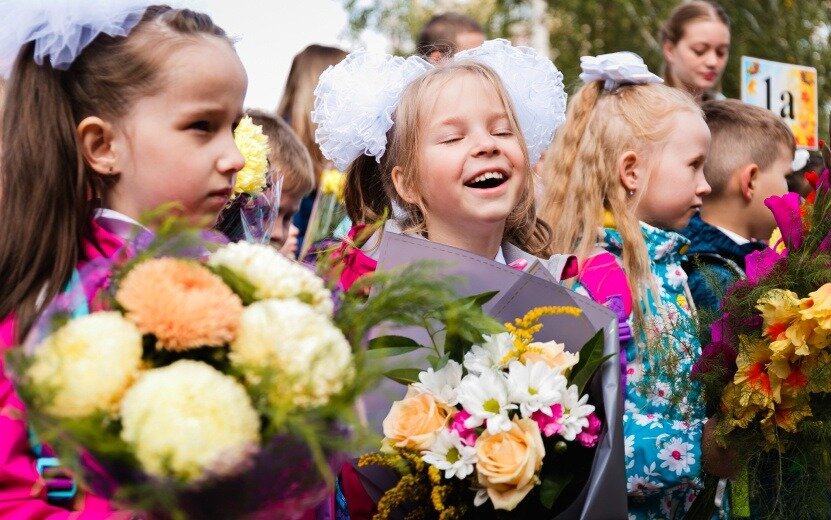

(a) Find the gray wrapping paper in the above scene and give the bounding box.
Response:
[359,232,626,519]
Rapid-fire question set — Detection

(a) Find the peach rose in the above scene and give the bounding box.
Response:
[520,340,579,375]
[476,417,545,510]
[382,388,454,451]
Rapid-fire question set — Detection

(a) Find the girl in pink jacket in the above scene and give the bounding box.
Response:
[0,2,248,516]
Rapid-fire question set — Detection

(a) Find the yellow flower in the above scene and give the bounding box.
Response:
[28,312,143,418]
[768,228,786,253]
[233,115,270,196]
[320,169,347,203]
[120,360,260,482]
[800,283,831,331]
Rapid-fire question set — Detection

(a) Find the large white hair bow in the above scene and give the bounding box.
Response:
[579,51,663,91]
[313,39,567,171]
[0,0,154,77]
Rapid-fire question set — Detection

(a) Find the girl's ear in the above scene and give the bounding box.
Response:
[617,150,641,193]
[662,40,676,66]
[391,165,418,205]
[77,116,119,176]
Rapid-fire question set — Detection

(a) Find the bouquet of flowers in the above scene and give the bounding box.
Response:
[356,306,610,518]
[691,168,831,519]
[299,168,349,260]
[215,114,280,243]
[6,222,354,518]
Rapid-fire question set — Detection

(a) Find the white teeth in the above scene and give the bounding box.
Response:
[470,171,505,184]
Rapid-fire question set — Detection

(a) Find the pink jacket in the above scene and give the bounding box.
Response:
[0,221,126,519]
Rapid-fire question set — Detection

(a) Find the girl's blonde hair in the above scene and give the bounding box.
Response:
[277,44,347,184]
[0,6,232,342]
[343,61,551,257]
[539,81,700,312]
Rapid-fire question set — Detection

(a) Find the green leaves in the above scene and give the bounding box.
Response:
[384,368,422,385]
[570,330,613,395]
[209,264,257,305]
[366,335,423,360]
[539,472,573,509]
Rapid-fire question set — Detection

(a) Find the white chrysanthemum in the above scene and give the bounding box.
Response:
[413,360,462,406]
[558,385,595,441]
[208,242,333,316]
[27,312,142,418]
[119,360,260,482]
[463,333,514,375]
[422,429,477,480]
[505,360,567,418]
[457,370,516,435]
[230,299,354,408]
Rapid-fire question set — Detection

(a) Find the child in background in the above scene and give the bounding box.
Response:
[312,40,569,291]
[277,44,347,256]
[244,110,315,257]
[682,99,795,313]
[416,12,486,62]
[0,4,245,515]
[539,52,732,518]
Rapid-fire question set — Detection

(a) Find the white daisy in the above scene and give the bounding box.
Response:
[558,384,595,441]
[421,429,477,479]
[463,333,515,375]
[413,360,463,406]
[505,360,567,418]
[657,437,695,476]
[634,412,660,428]
[457,370,516,434]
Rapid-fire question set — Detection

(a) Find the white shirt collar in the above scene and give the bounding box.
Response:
[94,208,146,242]
[494,247,506,265]
[715,225,750,246]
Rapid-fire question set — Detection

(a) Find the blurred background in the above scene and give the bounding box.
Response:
[196,0,831,140]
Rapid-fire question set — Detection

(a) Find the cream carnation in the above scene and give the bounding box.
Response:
[208,242,333,315]
[27,312,142,418]
[119,360,261,482]
[230,299,353,408]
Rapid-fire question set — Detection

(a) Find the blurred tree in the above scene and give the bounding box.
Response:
[343,0,831,140]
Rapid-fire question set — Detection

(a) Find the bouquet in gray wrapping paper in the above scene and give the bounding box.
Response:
[346,232,626,519]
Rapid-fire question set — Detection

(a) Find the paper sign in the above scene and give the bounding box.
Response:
[741,56,818,150]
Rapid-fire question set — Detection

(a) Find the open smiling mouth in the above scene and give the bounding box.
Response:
[464,171,508,189]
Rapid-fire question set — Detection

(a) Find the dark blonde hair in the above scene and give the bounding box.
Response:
[660,0,730,95]
[344,61,551,257]
[277,44,347,184]
[702,99,795,196]
[246,109,314,198]
[540,81,701,316]
[0,5,232,342]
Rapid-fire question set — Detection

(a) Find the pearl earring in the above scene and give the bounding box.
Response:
[628,190,635,197]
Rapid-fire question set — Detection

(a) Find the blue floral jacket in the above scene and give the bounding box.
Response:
[590,224,708,519]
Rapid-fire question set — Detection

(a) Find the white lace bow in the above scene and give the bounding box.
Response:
[0,0,154,76]
[312,39,567,170]
[579,51,663,91]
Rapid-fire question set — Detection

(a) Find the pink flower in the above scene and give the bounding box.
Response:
[531,404,563,437]
[449,410,478,446]
[576,412,601,448]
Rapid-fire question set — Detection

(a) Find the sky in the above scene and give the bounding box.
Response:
[191,0,388,111]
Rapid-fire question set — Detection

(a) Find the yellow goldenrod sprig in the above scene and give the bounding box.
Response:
[502,306,583,362]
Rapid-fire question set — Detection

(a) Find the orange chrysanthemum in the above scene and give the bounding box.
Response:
[117,258,243,351]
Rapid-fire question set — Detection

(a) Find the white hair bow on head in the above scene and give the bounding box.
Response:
[579,51,663,91]
[0,0,154,77]
[312,39,567,171]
